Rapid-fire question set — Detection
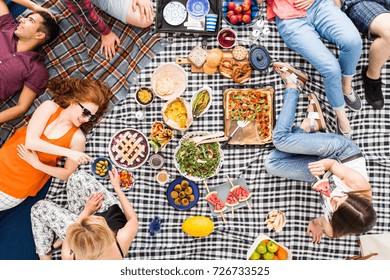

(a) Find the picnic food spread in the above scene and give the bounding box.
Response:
[224,87,274,145]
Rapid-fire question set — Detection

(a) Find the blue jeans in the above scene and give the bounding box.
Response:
[276,0,362,110]
[264,88,362,183]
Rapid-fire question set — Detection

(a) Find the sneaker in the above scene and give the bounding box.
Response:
[336,120,353,140]
[344,90,362,111]
[362,66,384,109]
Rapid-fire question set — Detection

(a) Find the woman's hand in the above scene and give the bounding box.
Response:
[294,0,315,10]
[84,193,104,215]
[17,144,41,168]
[67,149,92,165]
[132,0,154,22]
[100,31,121,60]
[307,219,323,243]
[109,167,121,190]
[308,161,326,177]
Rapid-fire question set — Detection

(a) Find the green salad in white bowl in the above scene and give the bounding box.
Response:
[174,131,224,181]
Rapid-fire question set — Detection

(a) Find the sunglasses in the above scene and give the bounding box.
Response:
[77,102,97,122]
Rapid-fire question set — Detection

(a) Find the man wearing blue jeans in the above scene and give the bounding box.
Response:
[263,0,363,137]
[337,0,390,109]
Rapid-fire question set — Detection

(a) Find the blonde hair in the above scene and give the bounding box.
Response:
[66,216,115,260]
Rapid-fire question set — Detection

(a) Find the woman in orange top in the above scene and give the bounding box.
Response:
[0,78,111,211]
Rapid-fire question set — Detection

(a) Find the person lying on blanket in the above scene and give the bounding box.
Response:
[0,78,111,211]
[64,0,154,60]
[259,0,363,139]
[31,170,139,260]
[0,0,59,124]
[264,62,377,244]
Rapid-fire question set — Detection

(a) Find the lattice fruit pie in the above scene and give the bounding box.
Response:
[109,128,150,170]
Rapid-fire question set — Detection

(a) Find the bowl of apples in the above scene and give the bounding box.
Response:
[247,234,292,260]
[222,0,261,27]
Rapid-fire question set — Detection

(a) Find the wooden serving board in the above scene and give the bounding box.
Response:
[176,51,249,73]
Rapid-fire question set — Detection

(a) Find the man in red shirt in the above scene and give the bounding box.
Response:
[64,0,154,60]
[0,0,59,124]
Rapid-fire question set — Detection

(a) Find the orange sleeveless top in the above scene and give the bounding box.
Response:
[0,107,79,198]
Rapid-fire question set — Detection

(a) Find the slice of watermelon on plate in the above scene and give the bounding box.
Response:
[312,178,331,197]
[231,185,252,202]
[225,191,239,207]
[205,191,227,213]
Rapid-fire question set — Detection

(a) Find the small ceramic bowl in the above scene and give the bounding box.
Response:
[190,86,213,118]
[217,28,237,49]
[91,157,112,179]
[135,87,154,106]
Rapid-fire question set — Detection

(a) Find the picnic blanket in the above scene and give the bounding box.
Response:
[0,0,167,145]
[2,4,390,260]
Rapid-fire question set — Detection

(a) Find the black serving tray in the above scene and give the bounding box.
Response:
[156,0,222,38]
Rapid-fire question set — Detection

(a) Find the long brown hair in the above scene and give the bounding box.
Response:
[47,78,112,132]
[331,191,377,238]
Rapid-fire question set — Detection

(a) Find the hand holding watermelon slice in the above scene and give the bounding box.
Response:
[312,178,331,197]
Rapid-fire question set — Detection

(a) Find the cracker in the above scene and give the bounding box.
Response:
[232,46,248,61]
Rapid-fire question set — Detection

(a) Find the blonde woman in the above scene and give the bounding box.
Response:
[31,169,139,260]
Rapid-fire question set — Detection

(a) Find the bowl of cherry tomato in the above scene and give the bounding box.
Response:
[118,169,135,190]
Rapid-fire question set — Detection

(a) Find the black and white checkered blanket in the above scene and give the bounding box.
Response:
[43,5,390,260]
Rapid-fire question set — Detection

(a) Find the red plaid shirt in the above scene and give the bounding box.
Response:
[64,0,111,35]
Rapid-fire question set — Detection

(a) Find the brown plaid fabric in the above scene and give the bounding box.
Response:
[0,0,166,146]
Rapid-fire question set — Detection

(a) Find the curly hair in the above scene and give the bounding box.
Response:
[331,192,377,238]
[67,216,115,260]
[47,78,112,132]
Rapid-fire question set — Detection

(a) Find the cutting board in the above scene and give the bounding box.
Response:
[176,51,249,73]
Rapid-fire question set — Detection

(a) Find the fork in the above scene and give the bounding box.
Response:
[221,120,250,148]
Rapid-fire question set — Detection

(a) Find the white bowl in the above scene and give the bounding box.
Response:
[246,233,292,260]
[190,86,213,118]
[173,131,224,182]
[151,63,188,101]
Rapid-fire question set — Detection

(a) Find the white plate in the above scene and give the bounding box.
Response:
[187,0,210,18]
[108,128,150,170]
[174,131,224,182]
[163,1,187,26]
[151,63,188,101]
[246,233,292,260]
[190,86,213,118]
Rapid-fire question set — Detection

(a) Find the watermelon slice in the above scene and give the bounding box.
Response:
[225,191,239,207]
[205,191,227,213]
[312,179,331,197]
[231,185,252,202]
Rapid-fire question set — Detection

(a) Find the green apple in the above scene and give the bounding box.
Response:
[267,241,279,253]
[250,251,261,260]
[255,242,267,254]
[263,251,274,260]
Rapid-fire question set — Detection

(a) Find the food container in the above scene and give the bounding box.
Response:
[217,28,237,49]
[249,44,272,74]
[151,63,188,101]
[246,233,292,260]
[221,0,262,28]
[190,86,213,118]
[90,157,112,179]
[135,87,154,106]
[162,97,193,132]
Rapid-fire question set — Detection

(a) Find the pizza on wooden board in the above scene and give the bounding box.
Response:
[225,88,273,143]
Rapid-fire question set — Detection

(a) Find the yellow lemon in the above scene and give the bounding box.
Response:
[181,216,214,237]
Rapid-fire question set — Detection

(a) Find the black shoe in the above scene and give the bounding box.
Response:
[362,66,384,109]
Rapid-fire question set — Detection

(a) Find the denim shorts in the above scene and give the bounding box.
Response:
[343,0,390,38]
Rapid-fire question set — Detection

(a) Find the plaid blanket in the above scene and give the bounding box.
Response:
[0,0,166,145]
